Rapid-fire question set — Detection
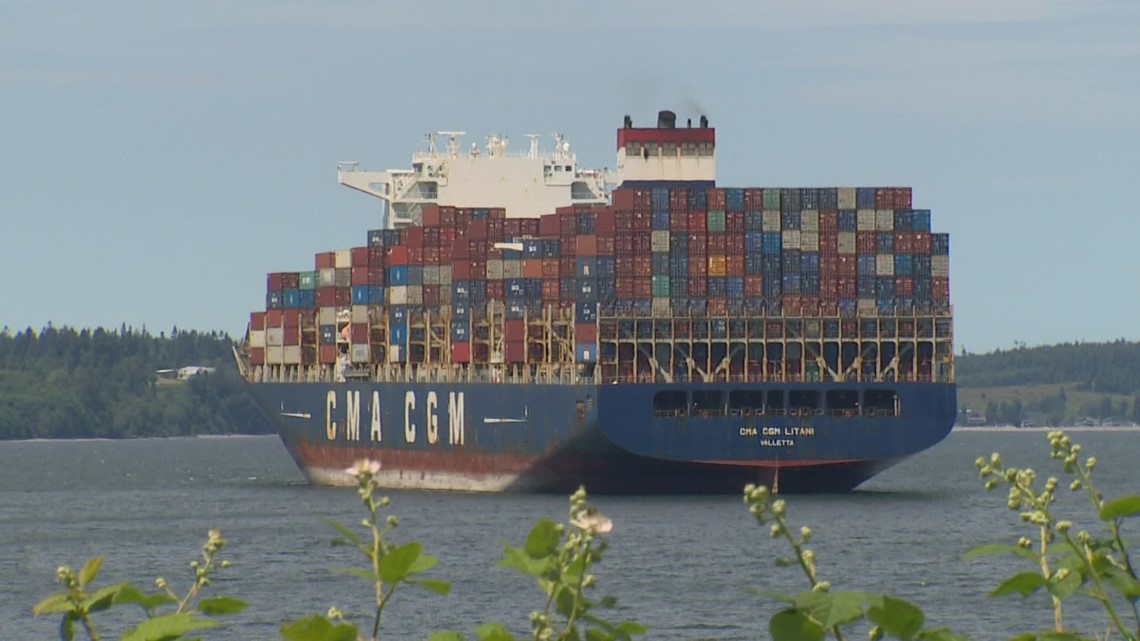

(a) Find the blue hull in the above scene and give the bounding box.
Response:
[247,380,956,493]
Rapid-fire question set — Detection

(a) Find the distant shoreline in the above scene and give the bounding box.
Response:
[953,426,1140,433]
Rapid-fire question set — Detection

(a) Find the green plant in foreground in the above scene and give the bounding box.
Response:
[972,430,1140,641]
[280,459,451,641]
[33,528,247,641]
[430,486,645,641]
[744,484,966,641]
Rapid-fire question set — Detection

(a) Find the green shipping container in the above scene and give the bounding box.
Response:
[651,275,670,298]
[763,189,782,210]
[299,271,318,290]
[707,210,726,233]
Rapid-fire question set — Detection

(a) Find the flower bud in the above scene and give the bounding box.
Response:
[772,499,786,516]
[1070,444,1080,454]
[1086,457,1097,470]
[770,523,784,538]
[1017,537,1032,548]
[1070,479,1082,491]
[386,515,399,528]
[800,525,813,541]
[869,626,884,641]
[1056,521,1071,533]
[990,452,1001,466]
[812,580,831,592]
[974,457,986,469]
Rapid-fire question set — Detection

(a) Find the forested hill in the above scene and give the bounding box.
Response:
[956,340,1140,394]
[0,325,270,440]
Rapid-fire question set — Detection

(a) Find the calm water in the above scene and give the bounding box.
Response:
[1,430,1136,640]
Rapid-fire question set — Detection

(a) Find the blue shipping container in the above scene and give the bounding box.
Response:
[652,253,669,274]
[762,232,782,254]
[575,342,599,363]
[299,290,317,308]
[894,254,913,277]
[781,211,801,230]
[726,188,745,210]
[390,325,408,346]
[912,210,932,232]
[856,188,876,209]
[652,210,671,230]
[351,285,370,305]
[576,257,598,279]
[857,255,877,276]
[283,290,301,309]
[389,266,409,286]
[266,292,283,310]
[838,210,857,232]
[932,234,950,255]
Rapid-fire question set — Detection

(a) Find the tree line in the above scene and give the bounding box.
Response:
[0,325,270,440]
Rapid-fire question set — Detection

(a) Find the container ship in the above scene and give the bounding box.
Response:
[235,110,956,493]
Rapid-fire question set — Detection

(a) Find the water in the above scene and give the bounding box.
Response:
[2,430,1136,640]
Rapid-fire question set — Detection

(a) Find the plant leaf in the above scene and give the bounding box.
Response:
[474,622,516,641]
[280,614,359,641]
[410,578,452,595]
[745,588,796,604]
[378,541,422,583]
[524,518,561,559]
[79,556,104,587]
[332,566,377,582]
[120,613,217,641]
[990,572,1047,597]
[84,583,127,613]
[867,596,925,640]
[321,517,363,548]
[32,594,72,616]
[769,608,825,641]
[963,544,1036,561]
[197,596,248,616]
[113,585,177,612]
[1036,633,1085,641]
[60,613,75,641]
[430,632,466,641]
[792,590,876,628]
[408,553,439,575]
[1102,567,1140,599]
[1045,570,1083,600]
[499,544,549,577]
[1099,495,1140,521]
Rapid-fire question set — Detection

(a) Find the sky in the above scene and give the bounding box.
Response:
[2,0,1137,354]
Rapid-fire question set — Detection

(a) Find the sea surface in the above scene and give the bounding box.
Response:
[2,429,1137,640]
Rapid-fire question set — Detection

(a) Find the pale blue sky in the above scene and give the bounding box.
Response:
[2,0,1137,353]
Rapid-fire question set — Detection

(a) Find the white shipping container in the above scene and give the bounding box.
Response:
[334,249,352,269]
[266,327,284,347]
[352,305,369,323]
[388,345,402,363]
[857,298,877,313]
[932,256,950,277]
[837,232,856,255]
[350,344,370,363]
[762,210,781,232]
[487,260,504,280]
[838,188,857,210]
[319,268,336,287]
[423,266,440,285]
[266,346,284,364]
[249,330,266,349]
[319,307,337,325]
[782,230,801,250]
[389,286,408,305]
[283,345,302,365]
[502,261,521,279]
[651,230,670,253]
[800,210,819,232]
[875,209,894,231]
[406,286,423,305]
[439,265,453,284]
[857,210,876,231]
[800,231,819,252]
[652,297,671,316]
[876,254,895,276]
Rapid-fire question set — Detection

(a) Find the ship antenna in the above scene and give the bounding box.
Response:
[526,134,539,159]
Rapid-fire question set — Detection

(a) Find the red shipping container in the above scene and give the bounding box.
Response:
[782,294,804,313]
[839,277,857,299]
[454,208,471,228]
[687,211,707,232]
[540,214,560,236]
[469,219,488,241]
[402,227,423,248]
[614,212,633,231]
[504,320,526,341]
[615,257,635,277]
[267,272,285,292]
[469,260,487,279]
[283,326,300,345]
[542,280,560,301]
[821,279,839,302]
[489,207,506,220]
[504,218,521,237]
[488,218,505,241]
[422,205,441,227]
[335,287,352,307]
[523,259,543,279]
[819,211,838,233]
[669,188,689,210]
[818,232,838,255]
[281,272,300,290]
[266,309,283,326]
[632,232,652,255]
[487,281,505,300]
[913,232,932,254]
[689,259,708,278]
[633,278,652,298]
[542,259,559,279]
[250,311,266,331]
[612,188,651,211]
[596,234,615,256]
[504,340,525,363]
[689,276,708,296]
[688,233,707,254]
[575,323,597,343]
[708,298,727,316]
[670,211,688,231]
[451,342,471,363]
[423,285,440,306]
[856,232,877,254]
[423,247,441,264]
[249,347,265,365]
[932,277,950,300]
[387,246,409,265]
[708,233,727,253]
[837,255,857,276]
[595,209,616,234]
[559,211,577,234]
[726,211,745,234]
[744,188,765,210]
[633,255,652,275]
[316,288,336,307]
[577,235,598,256]
[440,206,456,226]
[452,241,470,260]
[351,266,369,286]
[315,252,335,270]
[315,345,334,364]
[351,247,369,267]
[283,309,300,328]
[631,211,652,231]
[895,232,914,254]
[727,254,745,277]
[707,188,727,210]
[408,246,424,264]
[351,323,369,343]
[520,218,540,237]
[895,277,914,297]
[367,247,385,267]
[745,275,764,297]
[615,278,634,298]
[559,256,576,277]
[452,260,471,280]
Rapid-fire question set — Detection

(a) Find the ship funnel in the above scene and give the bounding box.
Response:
[657,110,676,129]
[700,115,708,128]
[623,114,633,128]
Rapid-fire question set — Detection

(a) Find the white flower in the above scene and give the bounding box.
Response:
[571,507,613,534]
[346,459,382,476]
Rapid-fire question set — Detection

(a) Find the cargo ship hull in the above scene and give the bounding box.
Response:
[247,380,955,493]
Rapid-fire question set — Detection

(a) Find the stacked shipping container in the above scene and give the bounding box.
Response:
[250,187,949,369]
